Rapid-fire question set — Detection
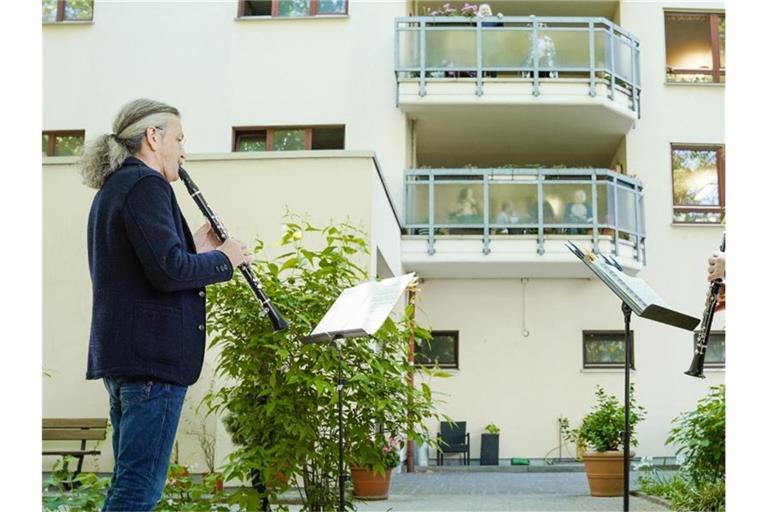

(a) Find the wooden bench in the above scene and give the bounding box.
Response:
[43,418,108,475]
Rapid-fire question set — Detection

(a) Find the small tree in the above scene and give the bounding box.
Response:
[204,214,445,511]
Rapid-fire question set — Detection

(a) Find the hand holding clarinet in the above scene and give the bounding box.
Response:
[707,249,726,312]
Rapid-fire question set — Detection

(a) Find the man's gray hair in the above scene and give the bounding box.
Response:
[79,98,180,189]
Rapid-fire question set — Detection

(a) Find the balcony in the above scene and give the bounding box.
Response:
[402,168,646,279]
[395,15,641,128]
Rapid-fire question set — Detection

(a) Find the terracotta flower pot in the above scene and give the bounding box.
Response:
[350,467,392,500]
[582,450,633,497]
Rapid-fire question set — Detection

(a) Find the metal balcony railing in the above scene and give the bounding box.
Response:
[404,168,646,263]
[395,15,641,114]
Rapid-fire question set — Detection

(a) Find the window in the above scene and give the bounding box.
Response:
[583,330,635,369]
[665,12,725,83]
[42,0,94,22]
[234,126,344,152]
[415,331,458,369]
[693,330,725,369]
[238,0,347,17]
[671,144,725,224]
[42,130,85,156]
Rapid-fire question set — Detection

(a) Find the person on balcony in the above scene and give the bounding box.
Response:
[450,188,481,224]
[495,201,519,234]
[564,189,593,234]
[478,4,503,77]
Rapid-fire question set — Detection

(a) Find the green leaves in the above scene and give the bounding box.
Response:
[666,385,725,488]
[563,385,646,452]
[205,213,444,510]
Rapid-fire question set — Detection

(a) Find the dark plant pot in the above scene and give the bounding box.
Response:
[480,433,499,465]
[582,450,633,497]
[350,467,392,500]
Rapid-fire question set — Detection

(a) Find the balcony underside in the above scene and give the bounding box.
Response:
[405,101,631,168]
[402,235,642,279]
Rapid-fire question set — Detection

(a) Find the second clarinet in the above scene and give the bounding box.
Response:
[684,233,725,378]
[178,167,289,332]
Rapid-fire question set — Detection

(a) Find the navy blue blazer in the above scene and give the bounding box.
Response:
[86,157,234,386]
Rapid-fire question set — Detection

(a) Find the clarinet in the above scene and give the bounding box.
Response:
[178,167,289,332]
[685,233,725,378]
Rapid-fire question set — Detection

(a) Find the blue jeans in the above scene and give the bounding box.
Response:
[102,377,187,512]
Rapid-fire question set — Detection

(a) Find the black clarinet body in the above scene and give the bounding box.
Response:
[178,167,289,332]
[685,233,725,378]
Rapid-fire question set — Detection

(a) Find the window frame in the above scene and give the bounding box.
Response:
[582,330,635,370]
[42,130,86,157]
[237,0,349,18]
[670,143,726,224]
[693,330,725,369]
[233,125,345,152]
[664,11,725,83]
[44,0,95,23]
[414,330,459,370]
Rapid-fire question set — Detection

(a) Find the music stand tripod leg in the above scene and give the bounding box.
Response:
[332,336,348,511]
[622,301,632,512]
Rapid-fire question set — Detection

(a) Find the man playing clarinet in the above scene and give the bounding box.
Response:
[80,98,252,511]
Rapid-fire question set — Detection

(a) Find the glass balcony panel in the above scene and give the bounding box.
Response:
[399,30,420,69]
[594,183,611,225]
[542,183,594,226]
[638,194,646,235]
[405,183,430,225]
[482,30,530,68]
[616,186,637,233]
[539,30,590,70]
[434,183,483,225]
[594,29,607,69]
[425,29,477,69]
[489,183,538,227]
[613,38,633,81]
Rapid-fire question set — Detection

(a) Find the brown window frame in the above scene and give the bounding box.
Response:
[237,0,349,18]
[693,330,725,369]
[233,125,345,152]
[414,330,459,370]
[42,130,86,157]
[45,0,95,22]
[671,144,726,224]
[582,330,635,370]
[665,11,725,83]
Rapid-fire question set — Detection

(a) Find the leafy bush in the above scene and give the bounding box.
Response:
[204,215,446,511]
[562,384,646,452]
[638,385,725,512]
[43,457,109,512]
[667,384,725,485]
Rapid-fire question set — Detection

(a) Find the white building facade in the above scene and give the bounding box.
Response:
[43,0,725,471]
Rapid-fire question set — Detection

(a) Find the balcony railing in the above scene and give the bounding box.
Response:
[404,168,646,264]
[395,15,641,114]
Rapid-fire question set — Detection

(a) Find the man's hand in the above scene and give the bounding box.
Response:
[217,238,253,268]
[707,251,725,282]
[193,221,220,253]
[714,283,725,312]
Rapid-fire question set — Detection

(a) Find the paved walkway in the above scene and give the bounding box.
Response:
[287,471,670,511]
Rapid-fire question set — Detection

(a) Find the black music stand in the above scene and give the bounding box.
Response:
[566,242,699,512]
[302,274,417,512]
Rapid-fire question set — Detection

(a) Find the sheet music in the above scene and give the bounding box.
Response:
[592,258,668,312]
[310,273,416,337]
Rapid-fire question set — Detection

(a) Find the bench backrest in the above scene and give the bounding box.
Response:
[42,418,108,441]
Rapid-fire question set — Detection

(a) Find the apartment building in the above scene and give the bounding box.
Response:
[42,0,725,471]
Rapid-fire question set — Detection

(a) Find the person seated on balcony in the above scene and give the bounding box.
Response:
[522,20,558,79]
[564,189,593,234]
[449,188,481,224]
[494,201,518,234]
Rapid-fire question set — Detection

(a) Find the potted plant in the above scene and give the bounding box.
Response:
[480,423,500,465]
[349,435,402,500]
[562,385,646,497]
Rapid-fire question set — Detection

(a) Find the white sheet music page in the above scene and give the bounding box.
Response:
[592,258,668,312]
[310,273,416,337]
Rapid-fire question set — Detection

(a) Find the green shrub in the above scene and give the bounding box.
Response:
[204,214,446,511]
[562,384,646,452]
[42,457,109,512]
[667,384,725,486]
